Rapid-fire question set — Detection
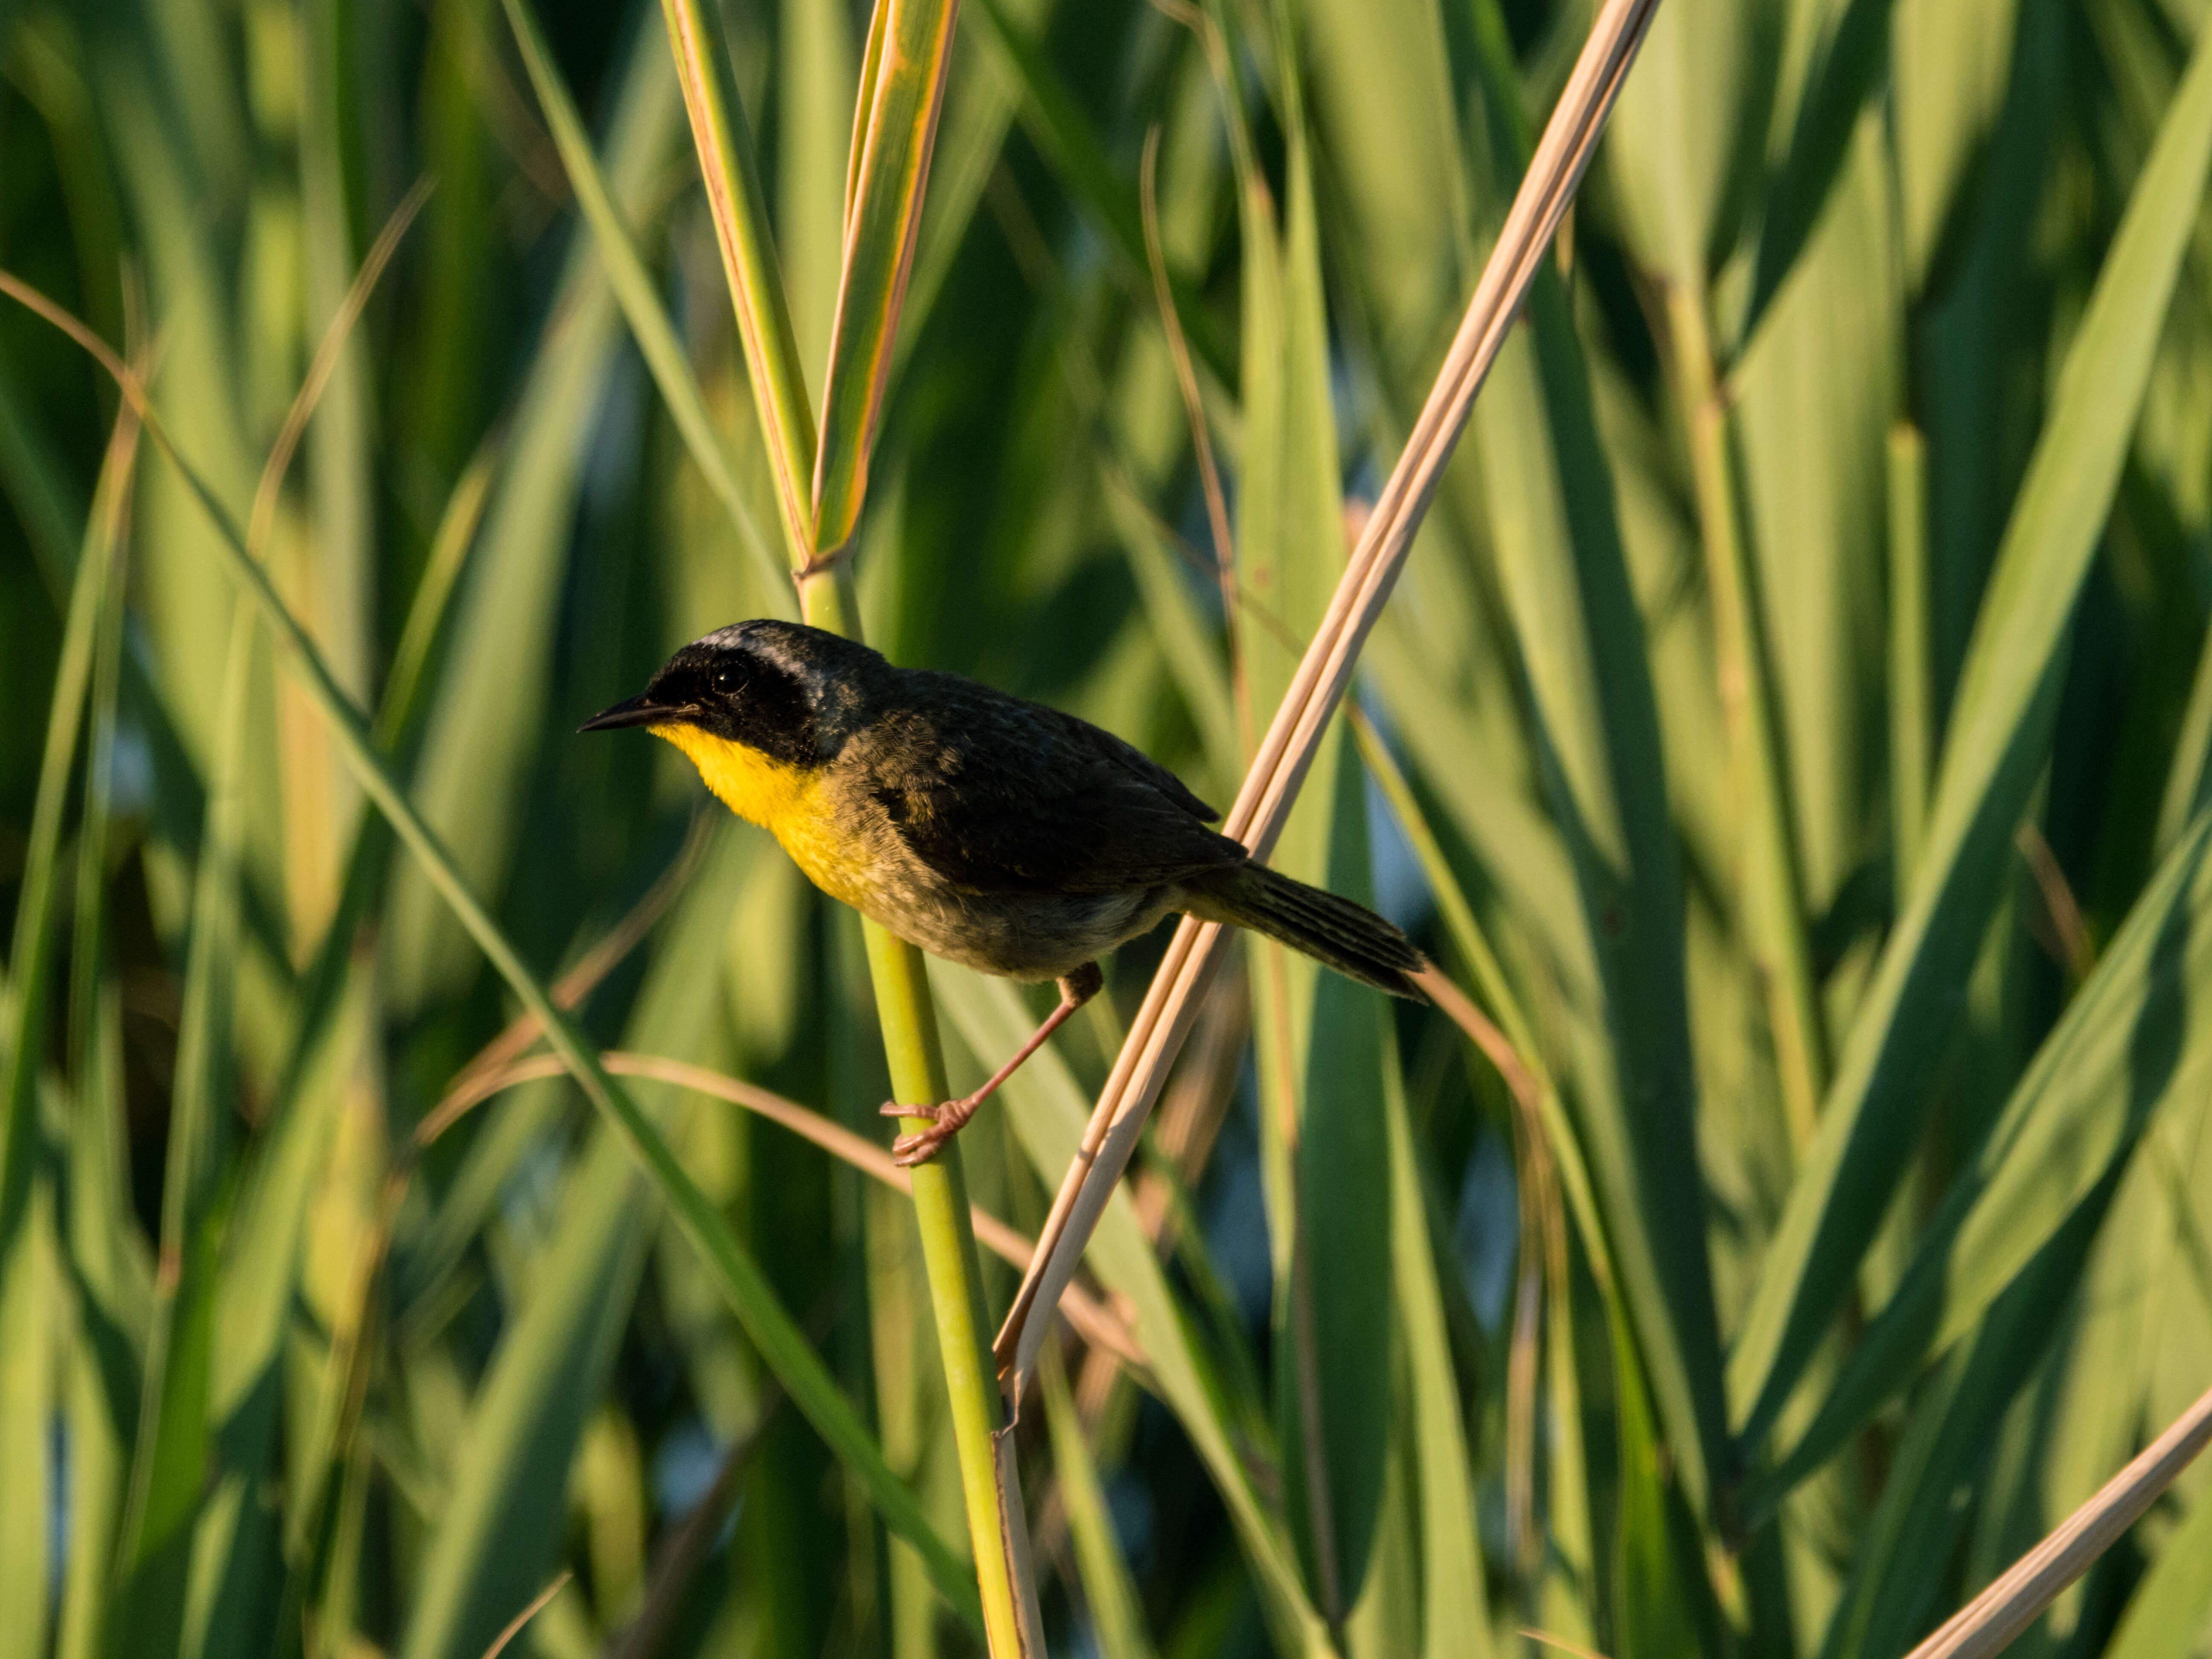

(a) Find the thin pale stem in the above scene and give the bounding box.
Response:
[1903,1382,2212,1659]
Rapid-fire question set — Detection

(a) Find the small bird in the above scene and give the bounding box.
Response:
[583,621,1423,1164]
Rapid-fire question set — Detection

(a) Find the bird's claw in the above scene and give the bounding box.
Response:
[882,1100,967,1167]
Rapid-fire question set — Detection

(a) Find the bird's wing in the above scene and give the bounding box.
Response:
[859,681,1243,896]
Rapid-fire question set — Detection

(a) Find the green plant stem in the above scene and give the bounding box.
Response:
[1668,282,1829,1160]
[804,566,1041,1659]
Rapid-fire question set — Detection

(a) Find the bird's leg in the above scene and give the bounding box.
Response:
[884,962,1104,1167]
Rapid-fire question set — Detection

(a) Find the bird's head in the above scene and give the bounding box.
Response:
[581,620,885,824]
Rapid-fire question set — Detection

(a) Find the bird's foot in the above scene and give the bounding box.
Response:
[881,1095,982,1167]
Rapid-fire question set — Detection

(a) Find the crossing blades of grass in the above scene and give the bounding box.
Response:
[1728,11,2212,1457]
[0,272,982,1637]
[499,0,790,611]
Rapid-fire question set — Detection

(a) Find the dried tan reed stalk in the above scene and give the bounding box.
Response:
[461,1049,1147,1372]
[993,0,1666,1392]
[1901,1381,2212,1659]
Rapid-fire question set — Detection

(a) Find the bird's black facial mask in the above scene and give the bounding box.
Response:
[582,642,820,765]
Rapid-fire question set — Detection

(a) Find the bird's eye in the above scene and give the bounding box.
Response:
[712,666,741,696]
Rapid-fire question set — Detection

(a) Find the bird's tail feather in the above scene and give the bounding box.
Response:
[1185,863,1424,998]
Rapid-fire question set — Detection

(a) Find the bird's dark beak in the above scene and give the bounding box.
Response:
[579,693,671,733]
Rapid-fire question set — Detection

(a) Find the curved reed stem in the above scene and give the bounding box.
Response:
[994,0,1666,1393]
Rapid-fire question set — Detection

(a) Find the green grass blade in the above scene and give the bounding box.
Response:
[0,349,86,595]
[1229,11,1392,1612]
[1889,422,1933,891]
[401,841,745,1659]
[1742,0,1890,335]
[1472,270,1730,1522]
[1041,1351,1159,1659]
[0,406,140,1659]
[1892,0,2027,295]
[1454,5,1731,1519]
[1811,1189,2115,1659]
[968,0,1237,384]
[1382,1051,1492,1659]
[809,0,959,564]
[660,0,819,566]
[1757,811,2212,1499]
[112,608,251,1657]
[1727,14,2212,1451]
[0,1132,52,1659]
[181,970,356,1659]
[499,0,791,611]
[1605,0,1771,289]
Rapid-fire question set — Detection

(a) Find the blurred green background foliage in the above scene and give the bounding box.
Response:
[8,0,2212,1655]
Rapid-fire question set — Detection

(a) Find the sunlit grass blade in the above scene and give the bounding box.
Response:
[2101,1483,2212,1659]
[499,0,790,611]
[1890,422,1933,890]
[1462,102,1728,1540]
[1727,16,2212,1454]
[1669,283,1828,1159]
[1740,0,1889,336]
[809,0,960,565]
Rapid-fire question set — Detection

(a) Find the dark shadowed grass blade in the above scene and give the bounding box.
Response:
[968,0,1237,384]
[1472,265,1729,1523]
[1382,1053,1493,1659]
[1727,15,2212,1454]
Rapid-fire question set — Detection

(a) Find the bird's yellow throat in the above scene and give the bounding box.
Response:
[650,722,813,830]
[650,722,867,908]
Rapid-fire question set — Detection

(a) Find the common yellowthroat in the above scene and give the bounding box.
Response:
[584,621,1422,1164]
